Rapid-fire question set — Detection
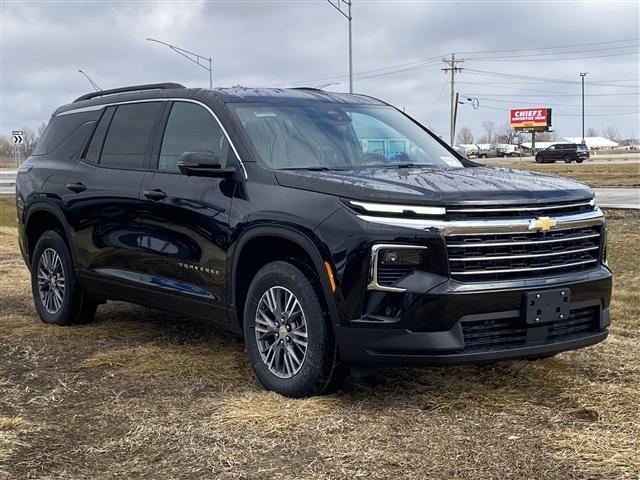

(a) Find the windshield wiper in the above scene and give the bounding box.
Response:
[384,163,427,169]
[280,166,346,171]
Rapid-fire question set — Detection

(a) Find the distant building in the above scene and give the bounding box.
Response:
[562,137,619,149]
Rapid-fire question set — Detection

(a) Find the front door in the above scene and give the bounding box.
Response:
[137,101,237,323]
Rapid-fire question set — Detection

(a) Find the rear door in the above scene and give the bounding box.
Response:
[66,101,165,293]
[136,100,237,322]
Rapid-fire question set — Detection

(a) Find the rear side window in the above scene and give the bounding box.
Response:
[157,102,230,172]
[100,102,163,169]
[33,110,101,156]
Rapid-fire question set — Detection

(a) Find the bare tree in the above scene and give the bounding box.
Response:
[603,126,621,143]
[495,124,518,144]
[479,121,495,143]
[586,127,600,137]
[535,130,559,142]
[22,128,39,157]
[37,122,48,138]
[456,127,474,144]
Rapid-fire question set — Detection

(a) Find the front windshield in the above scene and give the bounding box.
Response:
[231,103,464,170]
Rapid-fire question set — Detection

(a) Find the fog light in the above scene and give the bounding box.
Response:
[380,248,422,266]
[368,244,427,292]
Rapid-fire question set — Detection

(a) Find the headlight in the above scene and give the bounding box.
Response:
[368,244,427,292]
[602,226,608,266]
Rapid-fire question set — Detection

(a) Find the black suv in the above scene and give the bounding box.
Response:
[16,84,611,397]
[535,143,590,163]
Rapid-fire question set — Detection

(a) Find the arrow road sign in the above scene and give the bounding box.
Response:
[12,130,24,145]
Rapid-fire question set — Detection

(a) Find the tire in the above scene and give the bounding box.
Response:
[479,154,487,159]
[535,154,543,163]
[576,158,584,164]
[30,230,98,326]
[563,155,572,163]
[243,261,343,397]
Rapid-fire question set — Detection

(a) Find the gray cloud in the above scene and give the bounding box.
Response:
[1,0,638,140]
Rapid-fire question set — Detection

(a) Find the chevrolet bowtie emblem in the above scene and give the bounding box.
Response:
[529,216,558,232]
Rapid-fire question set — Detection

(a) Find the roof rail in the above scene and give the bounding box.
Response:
[291,87,325,92]
[73,82,186,103]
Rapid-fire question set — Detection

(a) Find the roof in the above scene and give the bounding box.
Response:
[562,137,619,148]
[212,87,385,105]
[55,85,386,116]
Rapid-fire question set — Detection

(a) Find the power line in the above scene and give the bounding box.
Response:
[474,103,640,117]
[469,50,639,63]
[464,68,640,86]
[466,44,638,61]
[282,37,640,89]
[476,97,638,108]
[425,77,450,126]
[461,92,639,97]
[456,37,640,55]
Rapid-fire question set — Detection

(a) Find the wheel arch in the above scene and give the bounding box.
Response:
[24,202,76,267]
[228,225,339,337]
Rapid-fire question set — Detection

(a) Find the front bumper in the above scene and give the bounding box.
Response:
[336,266,611,366]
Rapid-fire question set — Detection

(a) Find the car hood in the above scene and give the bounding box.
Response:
[275,166,594,206]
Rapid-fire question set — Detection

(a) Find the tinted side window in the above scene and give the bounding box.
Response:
[158,102,230,172]
[33,110,101,156]
[85,107,115,164]
[100,102,163,169]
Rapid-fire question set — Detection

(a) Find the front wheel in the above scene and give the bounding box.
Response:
[577,158,584,164]
[30,230,98,325]
[535,154,544,163]
[243,261,343,397]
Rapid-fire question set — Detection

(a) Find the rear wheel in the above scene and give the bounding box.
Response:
[563,154,572,163]
[243,261,343,397]
[31,231,98,326]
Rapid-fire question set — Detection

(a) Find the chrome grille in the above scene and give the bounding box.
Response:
[446,200,594,219]
[447,226,602,281]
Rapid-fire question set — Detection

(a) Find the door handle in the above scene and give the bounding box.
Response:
[144,189,167,201]
[66,182,87,193]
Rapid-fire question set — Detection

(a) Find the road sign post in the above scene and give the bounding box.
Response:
[12,130,24,167]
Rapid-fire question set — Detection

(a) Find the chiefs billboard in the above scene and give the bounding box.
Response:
[510,108,552,130]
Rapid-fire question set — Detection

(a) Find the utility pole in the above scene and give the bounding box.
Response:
[442,53,464,145]
[452,92,460,142]
[326,0,353,93]
[580,72,588,144]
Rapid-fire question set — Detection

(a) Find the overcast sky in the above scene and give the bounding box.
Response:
[1,0,639,142]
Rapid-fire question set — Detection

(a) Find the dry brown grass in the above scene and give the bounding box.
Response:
[0,196,638,478]
[486,161,640,187]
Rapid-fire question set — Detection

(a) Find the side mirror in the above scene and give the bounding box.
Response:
[177,151,235,178]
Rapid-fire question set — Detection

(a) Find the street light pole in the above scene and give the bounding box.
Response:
[580,72,588,144]
[146,37,213,89]
[326,0,353,93]
[78,69,102,92]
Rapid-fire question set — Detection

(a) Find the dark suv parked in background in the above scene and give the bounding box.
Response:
[16,84,611,397]
[535,143,590,163]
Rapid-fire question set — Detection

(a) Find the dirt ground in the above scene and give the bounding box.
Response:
[0,198,638,479]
